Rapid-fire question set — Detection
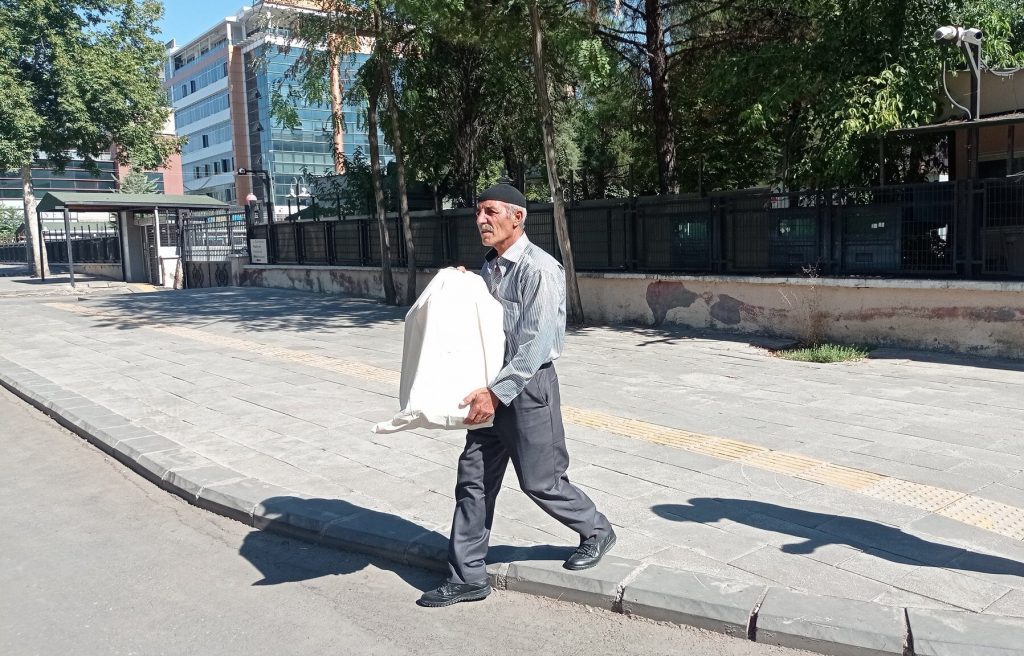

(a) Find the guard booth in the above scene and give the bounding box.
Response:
[34,192,231,285]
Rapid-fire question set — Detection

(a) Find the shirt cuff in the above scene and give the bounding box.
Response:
[489,377,523,406]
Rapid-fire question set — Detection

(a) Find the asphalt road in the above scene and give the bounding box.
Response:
[0,385,812,656]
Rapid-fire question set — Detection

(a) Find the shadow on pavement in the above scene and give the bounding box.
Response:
[240,496,572,589]
[570,323,798,351]
[83,287,405,332]
[240,496,437,590]
[867,347,1024,372]
[653,498,1024,578]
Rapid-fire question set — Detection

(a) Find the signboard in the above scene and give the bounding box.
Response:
[249,238,268,264]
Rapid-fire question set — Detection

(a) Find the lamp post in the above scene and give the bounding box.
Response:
[286,176,310,218]
[934,25,983,178]
[238,167,275,262]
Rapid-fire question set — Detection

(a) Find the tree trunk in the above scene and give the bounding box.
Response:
[645,0,678,194]
[21,165,48,277]
[328,34,347,176]
[529,1,584,327]
[379,42,416,305]
[366,63,397,305]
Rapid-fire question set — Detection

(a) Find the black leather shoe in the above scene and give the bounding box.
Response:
[564,528,617,570]
[417,580,492,607]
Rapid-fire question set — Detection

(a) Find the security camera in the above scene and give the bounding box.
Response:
[961,28,983,45]
[934,25,959,44]
[933,25,983,45]
[237,167,248,175]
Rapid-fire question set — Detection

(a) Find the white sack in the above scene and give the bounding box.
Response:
[373,267,505,434]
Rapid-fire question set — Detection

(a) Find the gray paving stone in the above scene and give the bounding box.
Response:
[620,565,764,636]
[252,494,363,537]
[907,607,1024,655]
[111,434,182,466]
[871,588,960,612]
[135,448,218,484]
[729,546,891,602]
[890,565,1011,613]
[195,477,294,524]
[984,589,1024,617]
[504,554,638,609]
[756,587,905,656]
[161,464,247,500]
[319,507,436,562]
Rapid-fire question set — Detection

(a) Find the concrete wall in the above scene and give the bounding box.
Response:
[73,263,123,280]
[232,262,1024,359]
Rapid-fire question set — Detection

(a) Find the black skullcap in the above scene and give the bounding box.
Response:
[478,183,527,208]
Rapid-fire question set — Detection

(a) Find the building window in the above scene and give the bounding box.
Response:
[193,167,200,179]
[202,134,209,148]
[221,158,230,172]
[181,84,188,98]
[214,162,220,174]
[190,80,197,93]
[204,164,210,176]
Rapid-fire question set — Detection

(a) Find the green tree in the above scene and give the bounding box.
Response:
[0,205,22,243]
[702,0,1024,187]
[0,0,181,276]
[118,168,158,194]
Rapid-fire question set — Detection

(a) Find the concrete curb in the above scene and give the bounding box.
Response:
[2,358,1022,656]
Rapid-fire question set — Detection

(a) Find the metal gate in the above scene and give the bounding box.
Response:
[182,211,247,289]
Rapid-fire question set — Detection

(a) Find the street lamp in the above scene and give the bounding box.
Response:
[238,167,275,261]
[286,176,311,219]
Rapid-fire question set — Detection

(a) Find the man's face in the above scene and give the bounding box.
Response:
[476,200,521,253]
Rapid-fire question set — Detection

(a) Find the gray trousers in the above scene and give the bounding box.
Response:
[447,364,612,584]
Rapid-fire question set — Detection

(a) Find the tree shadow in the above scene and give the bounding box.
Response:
[867,347,1024,371]
[81,287,405,333]
[569,322,798,351]
[240,496,572,589]
[652,498,1024,578]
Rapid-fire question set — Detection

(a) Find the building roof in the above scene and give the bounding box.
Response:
[35,192,230,214]
[891,111,1024,136]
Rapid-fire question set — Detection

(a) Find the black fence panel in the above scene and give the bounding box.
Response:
[635,195,713,271]
[0,243,27,262]
[980,179,1024,276]
[42,228,121,264]
[242,178,1021,281]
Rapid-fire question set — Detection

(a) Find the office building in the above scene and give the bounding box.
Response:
[165,1,390,215]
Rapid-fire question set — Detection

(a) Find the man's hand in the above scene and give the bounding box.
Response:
[462,387,499,425]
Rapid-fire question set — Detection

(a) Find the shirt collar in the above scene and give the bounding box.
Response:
[485,234,531,264]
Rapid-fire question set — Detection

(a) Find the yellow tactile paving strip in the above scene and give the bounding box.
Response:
[48,301,1024,541]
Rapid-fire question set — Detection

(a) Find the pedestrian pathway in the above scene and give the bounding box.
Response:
[3,282,1024,653]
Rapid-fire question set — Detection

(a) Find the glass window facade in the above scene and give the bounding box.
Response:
[175,92,230,129]
[182,121,232,156]
[0,160,164,198]
[171,57,228,102]
[188,154,235,181]
[244,46,392,204]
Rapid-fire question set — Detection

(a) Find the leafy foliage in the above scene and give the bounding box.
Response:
[0,0,182,175]
[776,343,871,363]
[118,169,158,194]
[0,205,22,243]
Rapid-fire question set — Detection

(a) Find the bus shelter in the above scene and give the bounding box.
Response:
[34,192,230,286]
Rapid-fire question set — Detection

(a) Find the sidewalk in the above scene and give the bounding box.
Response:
[2,279,1024,654]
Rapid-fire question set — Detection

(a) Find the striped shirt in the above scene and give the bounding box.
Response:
[482,234,566,405]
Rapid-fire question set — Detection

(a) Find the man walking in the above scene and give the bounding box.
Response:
[418,183,615,608]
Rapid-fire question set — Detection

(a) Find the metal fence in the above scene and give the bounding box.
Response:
[43,225,121,264]
[246,178,1024,279]
[181,211,246,288]
[0,243,26,262]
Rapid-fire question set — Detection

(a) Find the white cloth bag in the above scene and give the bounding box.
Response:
[373,268,505,434]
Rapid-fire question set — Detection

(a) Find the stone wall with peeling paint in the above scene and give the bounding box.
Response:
[234,262,1024,358]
